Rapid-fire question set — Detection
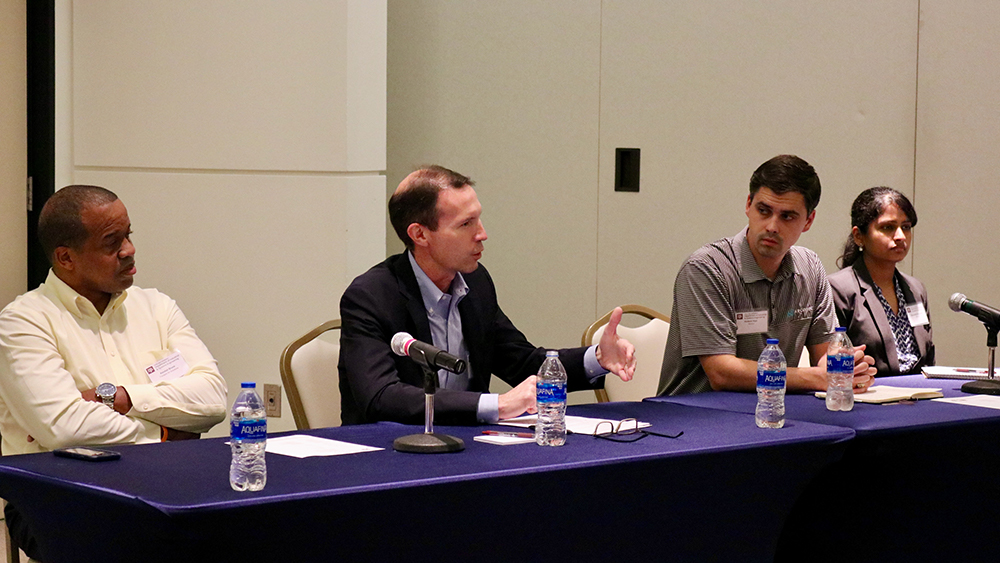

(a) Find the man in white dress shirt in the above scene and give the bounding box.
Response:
[0,185,228,559]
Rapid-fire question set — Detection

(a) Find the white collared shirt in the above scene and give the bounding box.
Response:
[0,271,228,455]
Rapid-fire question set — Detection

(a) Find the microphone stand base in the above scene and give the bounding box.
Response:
[393,432,465,454]
[961,379,1000,395]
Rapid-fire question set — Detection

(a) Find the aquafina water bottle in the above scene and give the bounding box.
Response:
[535,350,567,446]
[230,382,267,491]
[826,327,855,412]
[755,338,786,428]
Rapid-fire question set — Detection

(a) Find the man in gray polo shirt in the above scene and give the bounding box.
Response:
[657,155,877,395]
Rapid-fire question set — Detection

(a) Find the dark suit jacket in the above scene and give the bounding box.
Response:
[829,260,934,376]
[338,253,597,425]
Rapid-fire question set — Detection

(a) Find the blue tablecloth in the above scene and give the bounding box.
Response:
[0,401,852,563]
[647,374,1000,437]
[648,374,1000,562]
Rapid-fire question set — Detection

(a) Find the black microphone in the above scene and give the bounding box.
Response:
[391,332,467,374]
[949,293,1000,329]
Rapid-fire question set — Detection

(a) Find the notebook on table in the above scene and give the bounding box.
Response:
[922,366,999,381]
[815,386,943,404]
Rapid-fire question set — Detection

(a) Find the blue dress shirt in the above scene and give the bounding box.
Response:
[407,252,606,422]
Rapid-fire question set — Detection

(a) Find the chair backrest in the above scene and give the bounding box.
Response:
[582,305,670,403]
[279,320,341,430]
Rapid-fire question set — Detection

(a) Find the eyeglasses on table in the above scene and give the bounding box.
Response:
[593,418,684,443]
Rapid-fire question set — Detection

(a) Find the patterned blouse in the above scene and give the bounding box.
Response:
[871,273,920,374]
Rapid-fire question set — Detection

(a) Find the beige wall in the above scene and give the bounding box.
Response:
[65,0,387,433]
[0,0,26,306]
[388,0,1000,388]
[914,1,1000,366]
[387,0,602,349]
[387,1,602,400]
[597,1,918,315]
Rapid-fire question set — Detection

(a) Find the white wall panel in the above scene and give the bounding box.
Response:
[0,0,26,305]
[346,0,388,171]
[73,0,385,172]
[914,1,1000,367]
[597,0,919,316]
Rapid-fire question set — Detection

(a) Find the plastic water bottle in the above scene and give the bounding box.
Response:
[826,327,855,412]
[755,338,786,428]
[535,350,567,446]
[230,382,267,491]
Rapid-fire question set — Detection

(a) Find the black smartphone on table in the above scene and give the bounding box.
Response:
[53,446,121,462]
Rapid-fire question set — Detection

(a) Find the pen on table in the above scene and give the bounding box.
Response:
[482,430,534,438]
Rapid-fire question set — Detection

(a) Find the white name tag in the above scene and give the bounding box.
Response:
[736,310,768,335]
[905,302,929,327]
[145,351,190,383]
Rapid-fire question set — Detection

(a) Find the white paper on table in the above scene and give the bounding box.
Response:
[933,395,1000,411]
[264,434,383,458]
[473,435,535,446]
[500,414,650,436]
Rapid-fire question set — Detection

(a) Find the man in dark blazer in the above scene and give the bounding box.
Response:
[830,259,934,376]
[339,165,636,425]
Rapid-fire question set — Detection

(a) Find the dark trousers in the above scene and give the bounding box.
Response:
[4,502,41,561]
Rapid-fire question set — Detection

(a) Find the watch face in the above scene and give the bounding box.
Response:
[97,382,117,398]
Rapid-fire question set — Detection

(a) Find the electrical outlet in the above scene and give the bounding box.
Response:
[264,384,281,417]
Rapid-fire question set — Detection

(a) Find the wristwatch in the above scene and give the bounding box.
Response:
[96,382,117,409]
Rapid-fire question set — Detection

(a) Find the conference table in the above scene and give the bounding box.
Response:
[0,401,853,563]
[648,374,1000,562]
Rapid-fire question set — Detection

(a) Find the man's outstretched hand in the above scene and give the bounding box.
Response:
[596,307,637,381]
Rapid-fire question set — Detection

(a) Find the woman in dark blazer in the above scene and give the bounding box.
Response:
[829,187,934,376]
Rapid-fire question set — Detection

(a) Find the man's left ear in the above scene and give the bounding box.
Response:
[802,210,816,232]
[52,246,74,272]
[406,222,429,248]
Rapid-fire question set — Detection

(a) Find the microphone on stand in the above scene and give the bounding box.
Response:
[949,293,1000,395]
[950,293,1000,329]
[390,332,466,453]
[391,333,467,375]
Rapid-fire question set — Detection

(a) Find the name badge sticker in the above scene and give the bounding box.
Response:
[905,303,930,327]
[145,351,190,383]
[736,310,768,335]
